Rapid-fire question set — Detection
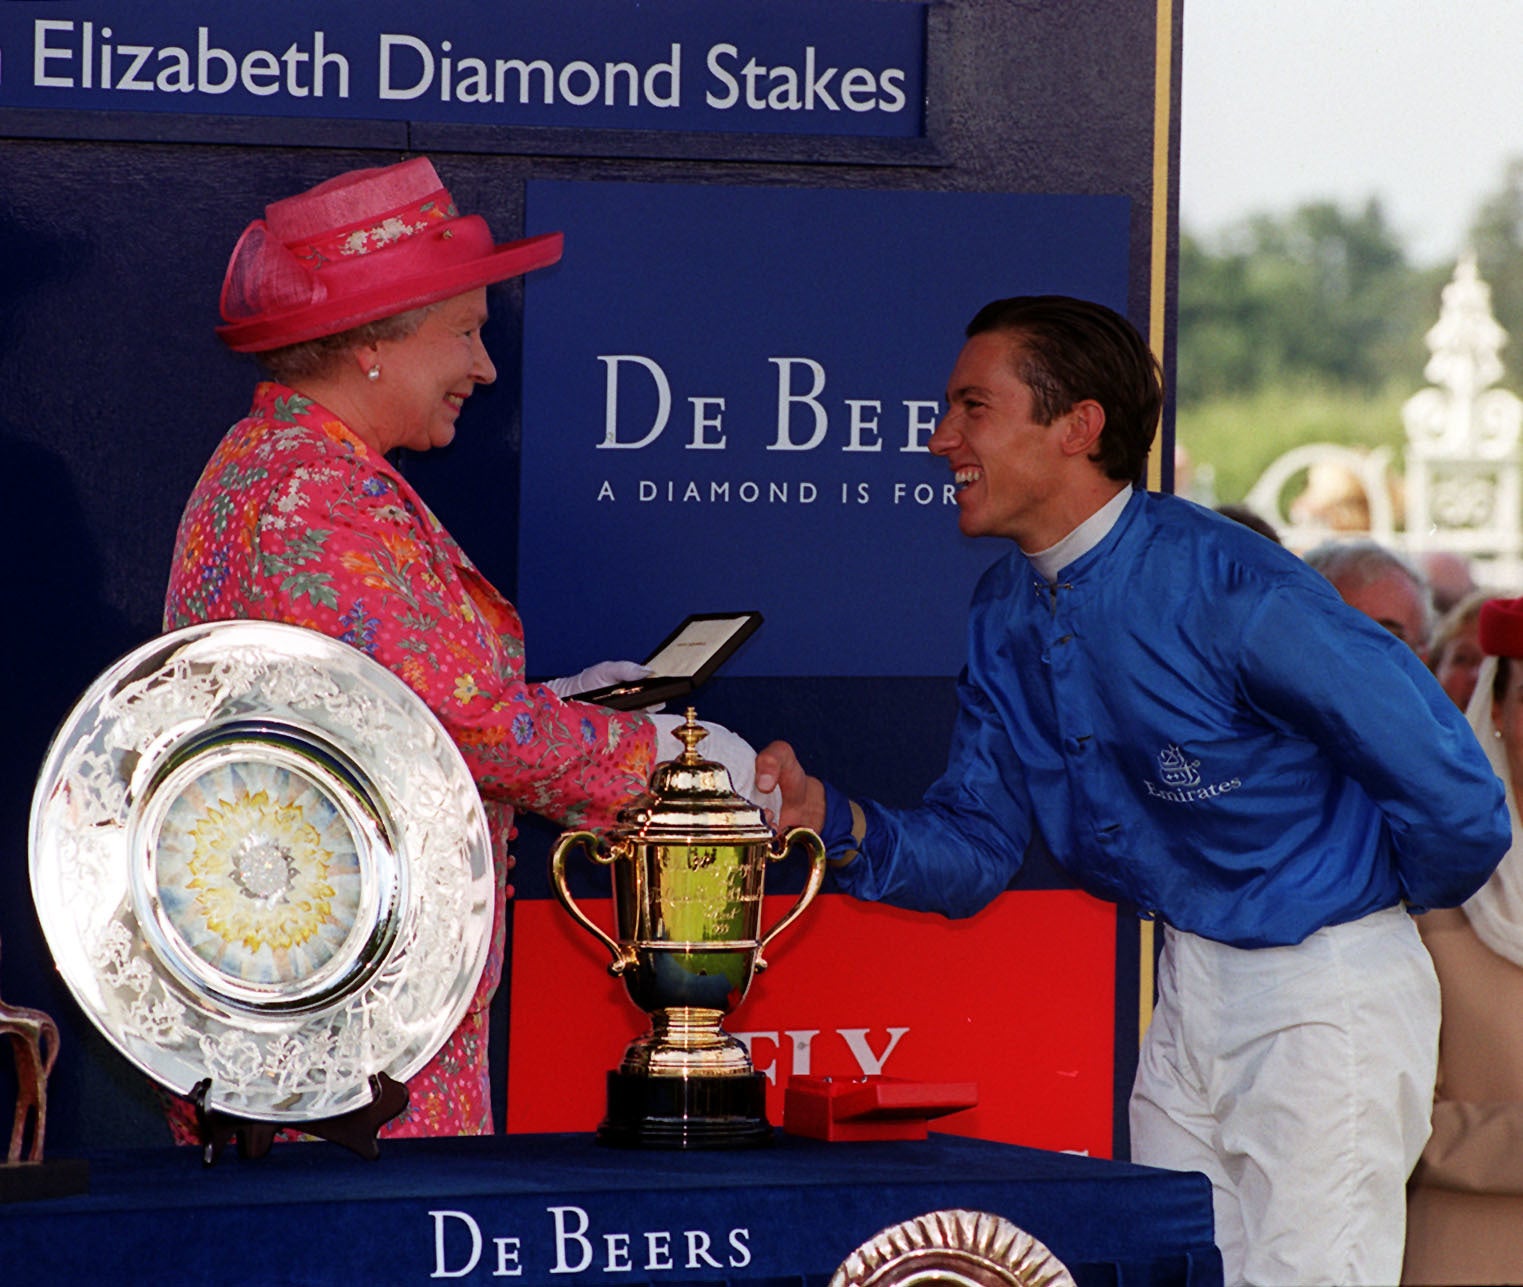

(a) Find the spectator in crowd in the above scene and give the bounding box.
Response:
[1305,537,1434,658]
[756,295,1507,1287]
[1287,457,1377,533]
[1418,549,1479,617]
[1213,503,1281,544]
[1405,597,1523,1284]
[1428,591,1490,712]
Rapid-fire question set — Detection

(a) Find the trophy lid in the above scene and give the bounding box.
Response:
[617,709,774,841]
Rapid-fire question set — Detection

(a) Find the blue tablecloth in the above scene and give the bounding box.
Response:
[0,1131,1220,1285]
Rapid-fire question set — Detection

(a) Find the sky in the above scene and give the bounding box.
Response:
[1180,0,1523,266]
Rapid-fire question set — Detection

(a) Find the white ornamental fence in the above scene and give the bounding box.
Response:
[1241,255,1523,589]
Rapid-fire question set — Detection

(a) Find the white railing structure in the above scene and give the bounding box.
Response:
[1243,442,1398,550]
[1403,256,1523,585]
[1241,255,1523,586]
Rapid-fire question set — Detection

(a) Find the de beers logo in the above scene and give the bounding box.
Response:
[1144,743,1243,805]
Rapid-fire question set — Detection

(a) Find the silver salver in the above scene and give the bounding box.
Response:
[28,620,494,1123]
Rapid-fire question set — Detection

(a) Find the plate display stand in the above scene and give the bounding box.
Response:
[191,1071,409,1164]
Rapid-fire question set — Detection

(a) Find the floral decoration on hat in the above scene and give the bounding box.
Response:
[217,157,562,353]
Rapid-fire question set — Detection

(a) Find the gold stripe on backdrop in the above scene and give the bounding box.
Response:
[1140,0,1177,1044]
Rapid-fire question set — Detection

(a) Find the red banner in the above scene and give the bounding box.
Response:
[508,888,1118,1157]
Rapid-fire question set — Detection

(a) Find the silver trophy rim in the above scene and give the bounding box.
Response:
[28,619,494,1123]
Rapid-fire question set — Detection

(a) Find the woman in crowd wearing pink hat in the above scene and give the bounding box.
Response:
[160,157,661,1139]
[1405,595,1523,1282]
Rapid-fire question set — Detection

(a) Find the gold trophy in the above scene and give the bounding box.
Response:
[549,709,826,1148]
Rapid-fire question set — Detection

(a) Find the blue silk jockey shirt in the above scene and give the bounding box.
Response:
[828,489,1510,947]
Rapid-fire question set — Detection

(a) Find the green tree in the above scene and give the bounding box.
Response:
[1177,199,1427,406]
[1467,157,1523,351]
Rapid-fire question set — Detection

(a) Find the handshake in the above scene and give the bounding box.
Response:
[547,658,812,826]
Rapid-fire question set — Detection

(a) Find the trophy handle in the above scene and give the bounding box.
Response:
[755,827,827,972]
[549,830,635,976]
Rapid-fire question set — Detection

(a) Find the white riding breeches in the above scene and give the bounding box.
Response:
[1129,907,1439,1286]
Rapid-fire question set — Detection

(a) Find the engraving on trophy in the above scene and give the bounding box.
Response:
[550,709,825,1148]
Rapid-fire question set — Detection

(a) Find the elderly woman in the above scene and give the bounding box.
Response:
[1428,589,1489,712]
[162,157,666,1139]
[1405,596,1523,1283]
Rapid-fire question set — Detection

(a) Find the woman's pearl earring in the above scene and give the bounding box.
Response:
[367,364,381,382]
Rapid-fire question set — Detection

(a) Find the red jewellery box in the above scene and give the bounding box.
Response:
[782,1076,979,1142]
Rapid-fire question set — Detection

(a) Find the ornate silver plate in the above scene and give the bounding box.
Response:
[29,620,493,1122]
[831,1208,1076,1287]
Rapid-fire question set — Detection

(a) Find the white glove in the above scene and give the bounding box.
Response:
[546,659,651,699]
[649,712,782,821]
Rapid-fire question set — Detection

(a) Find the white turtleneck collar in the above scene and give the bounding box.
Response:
[1025,486,1133,583]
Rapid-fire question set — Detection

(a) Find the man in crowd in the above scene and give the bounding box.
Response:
[756,295,1509,1287]
[1305,536,1434,658]
[1419,548,1479,617]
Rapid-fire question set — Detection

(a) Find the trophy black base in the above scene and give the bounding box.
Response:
[597,1069,773,1150]
[0,1157,91,1203]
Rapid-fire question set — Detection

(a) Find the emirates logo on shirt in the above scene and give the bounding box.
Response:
[1156,744,1201,787]
[1144,743,1243,805]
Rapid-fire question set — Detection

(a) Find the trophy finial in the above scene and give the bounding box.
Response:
[676,707,709,761]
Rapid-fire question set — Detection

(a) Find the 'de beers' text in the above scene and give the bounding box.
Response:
[430,1206,752,1279]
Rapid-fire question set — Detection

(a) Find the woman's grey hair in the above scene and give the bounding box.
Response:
[256,305,435,383]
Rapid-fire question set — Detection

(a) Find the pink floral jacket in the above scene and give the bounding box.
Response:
[163,382,655,1135]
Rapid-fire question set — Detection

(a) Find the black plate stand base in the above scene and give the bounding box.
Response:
[191,1072,409,1165]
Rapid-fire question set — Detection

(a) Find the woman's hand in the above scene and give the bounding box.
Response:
[545,659,650,699]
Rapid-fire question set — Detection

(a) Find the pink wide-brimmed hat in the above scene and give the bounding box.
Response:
[217,156,562,352]
[1481,597,1523,658]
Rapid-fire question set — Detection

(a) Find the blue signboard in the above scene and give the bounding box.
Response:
[0,0,925,137]
[518,181,1132,678]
